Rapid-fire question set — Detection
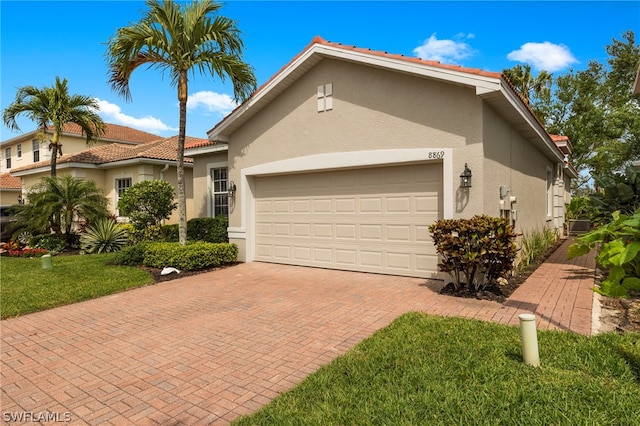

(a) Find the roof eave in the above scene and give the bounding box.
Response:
[185,143,228,157]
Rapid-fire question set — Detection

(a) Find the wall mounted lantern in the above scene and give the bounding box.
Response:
[228,181,237,198]
[460,163,472,188]
[17,195,24,205]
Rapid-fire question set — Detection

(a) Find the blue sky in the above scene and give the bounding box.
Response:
[1,1,638,141]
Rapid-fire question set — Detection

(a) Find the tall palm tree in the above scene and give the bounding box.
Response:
[504,64,552,106]
[2,77,106,177]
[105,0,256,245]
[16,175,110,245]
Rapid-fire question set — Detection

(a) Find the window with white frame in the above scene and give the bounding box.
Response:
[5,148,11,169]
[115,178,132,215]
[317,83,333,112]
[210,168,228,217]
[16,144,22,159]
[32,140,40,162]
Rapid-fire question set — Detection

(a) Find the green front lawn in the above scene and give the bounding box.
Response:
[234,313,640,426]
[0,254,154,319]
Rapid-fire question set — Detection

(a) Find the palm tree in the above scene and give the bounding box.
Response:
[15,175,110,245]
[504,64,552,106]
[2,77,106,177]
[105,0,256,245]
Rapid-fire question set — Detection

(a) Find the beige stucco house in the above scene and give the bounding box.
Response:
[10,135,199,224]
[186,36,576,279]
[1,122,161,176]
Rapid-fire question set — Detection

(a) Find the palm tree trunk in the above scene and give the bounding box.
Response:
[50,130,59,177]
[177,71,188,246]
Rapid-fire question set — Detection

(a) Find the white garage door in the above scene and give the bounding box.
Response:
[254,163,442,278]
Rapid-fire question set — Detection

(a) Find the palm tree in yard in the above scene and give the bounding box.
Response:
[504,64,552,106]
[105,0,256,245]
[2,76,106,177]
[16,175,109,246]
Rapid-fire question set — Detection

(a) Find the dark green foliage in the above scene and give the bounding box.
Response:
[543,31,640,190]
[142,242,238,271]
[12,175,109,246]
[112,242,150,266]
[80,219,129,254]
[160,224,179,241]
[158,218,227,243]
[30,234,65,255]
[590,165,640,226]
[569,210,640,298]
[117,180,177,230]
[428,215,517,291]
[187,216,228,243]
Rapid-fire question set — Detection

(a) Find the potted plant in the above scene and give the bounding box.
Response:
[566,196,591,236]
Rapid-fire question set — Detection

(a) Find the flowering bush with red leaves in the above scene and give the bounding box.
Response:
[5,247,49,258]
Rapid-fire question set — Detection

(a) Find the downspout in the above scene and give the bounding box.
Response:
[160,163,169,181]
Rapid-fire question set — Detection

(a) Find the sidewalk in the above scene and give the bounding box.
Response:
[495,236,596,335]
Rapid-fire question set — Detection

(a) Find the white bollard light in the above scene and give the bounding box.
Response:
[519,313,540,367]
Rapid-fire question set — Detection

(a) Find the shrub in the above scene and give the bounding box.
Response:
[30,234,65,255]
[80,219,130,254]
[143,242,238,271]
[118,180,177,230]
[112,242,150,266]
[160,224,179,242]
[568,210,640,298]
[186,216,229,243]
[428,215,517,292]
[4,247,49,258]
[515,227,559,274]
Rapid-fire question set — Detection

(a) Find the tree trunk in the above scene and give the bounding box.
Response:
[50,129,59,177]
[177,71,188,246]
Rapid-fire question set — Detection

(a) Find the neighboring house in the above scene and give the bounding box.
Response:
[0,173,22,206]
[186,36,576,279]
[10,135,200,224]
[0,122,161,175]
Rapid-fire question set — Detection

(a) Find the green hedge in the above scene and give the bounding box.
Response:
[143,242,238,271]
[158,216,228,243]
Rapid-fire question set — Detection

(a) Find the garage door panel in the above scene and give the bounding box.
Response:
[254,163,442,277]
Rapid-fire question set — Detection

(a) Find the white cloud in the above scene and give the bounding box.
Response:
[507,42,578,72]
[95,99,177,133]
[413,33,474,64]
[187,91,237,116]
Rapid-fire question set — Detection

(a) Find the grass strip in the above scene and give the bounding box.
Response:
[234,313,640,426]
[1,254,154,319]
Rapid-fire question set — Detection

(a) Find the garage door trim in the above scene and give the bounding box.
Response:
[228,148,453,262]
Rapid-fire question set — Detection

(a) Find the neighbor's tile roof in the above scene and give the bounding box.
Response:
[10,136,203,173]
[0,173,21,189]
[49,122,162,144]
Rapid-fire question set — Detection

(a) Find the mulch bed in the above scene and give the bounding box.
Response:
[439,239,565,304]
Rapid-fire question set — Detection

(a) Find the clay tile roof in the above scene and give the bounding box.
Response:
[313,36,502,79]
[53,122,162,144]
[184,138,216,150]
[0,173,21,189]
[10,135,197,173]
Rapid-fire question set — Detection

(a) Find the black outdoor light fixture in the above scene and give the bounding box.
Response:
[460,163,472,188]
[17,194,24,204]
[228,181,237,198]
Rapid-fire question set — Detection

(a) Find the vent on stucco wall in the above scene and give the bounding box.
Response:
[317,83,333,112]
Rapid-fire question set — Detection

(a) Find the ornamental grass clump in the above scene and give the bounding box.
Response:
[429,215,517,292]
[80,218,129,254]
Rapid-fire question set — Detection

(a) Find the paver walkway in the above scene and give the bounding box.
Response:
[1,237,595,425]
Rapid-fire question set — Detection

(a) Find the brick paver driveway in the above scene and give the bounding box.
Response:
[2,263,445,424]
[1,244,594,425]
